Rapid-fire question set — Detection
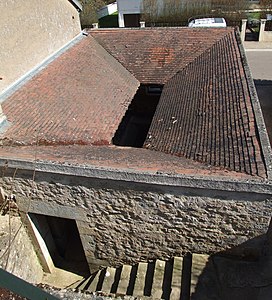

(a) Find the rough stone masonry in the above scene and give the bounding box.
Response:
[0,162,271,271]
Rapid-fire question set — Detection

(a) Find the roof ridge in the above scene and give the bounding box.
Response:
[173,30,234,78]
[88,34,140,85]
[89,28,233,85]
[88,35,140,88]
[144,29,268,178]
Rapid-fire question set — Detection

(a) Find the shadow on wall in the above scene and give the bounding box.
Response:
[192,224,272,300]
[254,79,272,145]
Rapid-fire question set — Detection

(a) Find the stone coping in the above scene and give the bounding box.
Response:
[0,145,271,196]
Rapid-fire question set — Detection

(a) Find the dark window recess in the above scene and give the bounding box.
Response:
[113,84,162,148]
[146,85,163,95]
[28,213,90,276]
[124,14,140,27]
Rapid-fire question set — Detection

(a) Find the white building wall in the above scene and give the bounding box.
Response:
[117,0,142,27]
[97,2,118,19]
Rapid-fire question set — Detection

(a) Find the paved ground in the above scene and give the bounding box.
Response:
[244,42,272,144]
[242,42,272,300]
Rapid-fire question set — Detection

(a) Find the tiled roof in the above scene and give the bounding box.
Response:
[0,28,269,179]
[1,36,139,146]
[144,30,266,177]
[0,145,254,179]
[89,28,233,85]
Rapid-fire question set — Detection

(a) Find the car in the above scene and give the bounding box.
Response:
[247,18,260,28]
[188,17,227,28]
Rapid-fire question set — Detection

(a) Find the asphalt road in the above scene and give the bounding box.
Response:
[245,47,272,144]
[245,49,272,80]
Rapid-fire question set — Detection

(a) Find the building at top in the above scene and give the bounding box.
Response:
[116,0,263,27]
[117,0,142,27]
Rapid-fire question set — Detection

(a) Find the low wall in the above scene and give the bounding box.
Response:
[0,215,43,283]
[0,165,271,271]
[260,31,272,42]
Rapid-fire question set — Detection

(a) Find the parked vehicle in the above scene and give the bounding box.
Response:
[188,17,227,28]
[247,18,260,28]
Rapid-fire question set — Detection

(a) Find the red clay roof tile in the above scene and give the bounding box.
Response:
[143,30,266,177]
[89,27,233,84]
[0,28,269,179]
[1,36,139,146]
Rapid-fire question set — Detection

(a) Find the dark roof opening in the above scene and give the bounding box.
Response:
[112,85,162,148]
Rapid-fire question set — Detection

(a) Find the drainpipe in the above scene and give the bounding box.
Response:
[241,19,247,43]
[259,19,267,42]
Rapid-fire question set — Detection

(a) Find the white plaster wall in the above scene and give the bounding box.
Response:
[261,31,272,42]
[117,0,142,27]
[117,0,142,13]
[97,2,118,19]
[0,0,81,95]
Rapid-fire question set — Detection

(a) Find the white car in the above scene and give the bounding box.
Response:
[188,17,227,28]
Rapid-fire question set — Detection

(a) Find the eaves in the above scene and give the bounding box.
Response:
[68,0,82,12]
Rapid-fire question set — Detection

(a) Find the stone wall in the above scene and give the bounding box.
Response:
[0,168,271,271]
[0,0,81,94]
[0,215,43,283]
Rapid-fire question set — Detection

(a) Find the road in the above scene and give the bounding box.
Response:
[244,43,272,145]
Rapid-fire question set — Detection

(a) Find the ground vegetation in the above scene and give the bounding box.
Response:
[141,0,250,26]
[79,0,114,27]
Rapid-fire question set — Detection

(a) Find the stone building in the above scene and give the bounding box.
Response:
[0,23,271,279]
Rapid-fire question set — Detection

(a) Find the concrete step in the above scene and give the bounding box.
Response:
[170,256,183,300]
[101,267,116,294]
[151,260,165,299]
[117,265,132,295]
[74,254,212,299]
[42,266,84,289]
[82,270,101,291]
[133,262,148,296]
[190,254,208,297]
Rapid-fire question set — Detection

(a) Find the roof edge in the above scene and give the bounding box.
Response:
[0,156,271,196]
[68,0,82,11]
[89,34,140,87]
[236,29,272,180]
[0,33,84,104]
